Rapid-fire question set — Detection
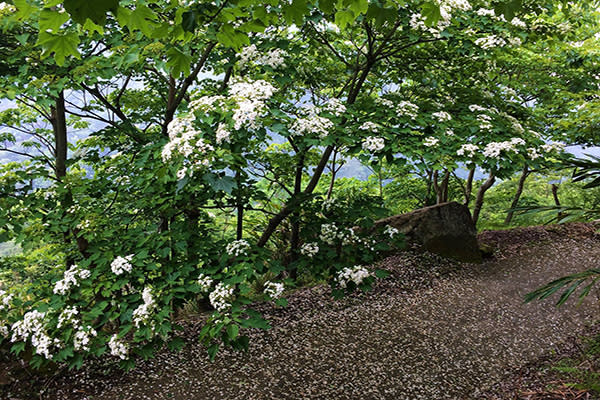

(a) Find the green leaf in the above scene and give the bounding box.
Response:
[14,0,36,21]
[63,0,119,25]
[203,173,236,194]
[39,9,70,33]
[319,0,335,14]
[36,31,81,65]
[124,4,157,37]
[421,2,441,26]
[226,323,239,340]
[207,343,220,361]
[334,9,355,29]
[275,298,288,307]
[166,47,192,78]
[347,0,368,16]
[167,337,186,352]
[375,269,390,279]
[181,10,197,32]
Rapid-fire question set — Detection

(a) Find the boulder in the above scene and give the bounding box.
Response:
[375,202,482,263]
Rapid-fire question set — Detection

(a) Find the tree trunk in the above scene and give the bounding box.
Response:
[464,168,475,206]
[326,148,338,200]
[290,153,306,258]
[472,172,496,226]
[50,90,68,180]
[504,165,530,225]
[236,170,243,240]
[552,183,564,221]
[433,169,450,204]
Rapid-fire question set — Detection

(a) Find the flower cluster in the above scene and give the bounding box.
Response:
[323,98,346,116]
[209,282,235,312]
[290,114,333,138]
[263,281,285,299]
[376,97,394,109]
[57,306,79,329]
[300,242,319,257]
[383,225,399,239]
[457,143,479,158]
[226,239,250,257]
[336,265,371,289]
[162,115,209,161]
[397,101,419,119]
[321,198,338,213]
[11,310,58,359]
[197,273,214,292]
[320,223,358,246]
[474,35,507,49]
[108,334,129,360]
[0,289,14,311]
[468,104,488,113]
[0,2,16,14]
[359,121,379,132]
[239,44,287,69]
[362,136,385,152]
[477,114,493,131]
[111,255,134,275]
[230,79,277,131]
[432,111,452,122]
[189,95,225,113]
[54,264,91,295]
[132,287,156,330]
[483,138,525,159]
[73,326,97,351]
[541,142,565,153]
[423,136,439,147]
[216,123,231,144]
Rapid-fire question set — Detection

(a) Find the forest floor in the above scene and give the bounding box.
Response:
[2,223,600,400]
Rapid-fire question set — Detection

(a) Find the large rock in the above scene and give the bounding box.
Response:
[375,202,482,263]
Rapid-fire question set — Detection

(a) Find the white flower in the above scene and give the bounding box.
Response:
[176,168,188,180]
[432,111,452,122]
[132,287,156,330]
[336,265,370,288]
[376,98,394,109]
[423,136,439,147]
[108,334,129,360]
[511,17,527,29]
[209,282,235,312]
[216,123,231,144]
[362,136,385,152]
[527,147,540,160]
[468,104,487,113]
[383,225,399,239]
[300,242,319,257]
[323,98,346,116]
[263,281,284,299]
[226,239,250,257]
[74,326,97,351]
[477,114,493,131]
[111,255,134,275]
[57,306,80,329]
[54,265,91,295]
[320,223,357,246]
[359,121,379,132]
[397,101,419,119]
[290,114,333,138]
[0,290,14,311]
[11,310,59,359]
[474,35,507,49]
[197,274,213,292]
[457,144,479,158]
[482,139,524,159]
[239,44,287,69]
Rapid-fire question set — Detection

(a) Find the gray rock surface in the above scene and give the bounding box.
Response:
[375,201,482,263]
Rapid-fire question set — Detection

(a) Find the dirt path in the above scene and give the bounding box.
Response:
[5,225,600,400]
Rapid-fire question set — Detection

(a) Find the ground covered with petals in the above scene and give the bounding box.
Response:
[2,223,600,399]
